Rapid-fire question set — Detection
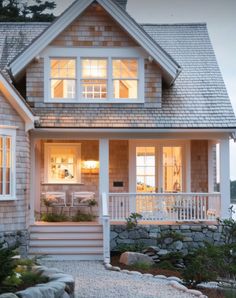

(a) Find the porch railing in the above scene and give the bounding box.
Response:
[108,193,221,222]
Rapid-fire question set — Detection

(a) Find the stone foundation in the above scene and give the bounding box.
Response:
[0,230,29,257]
[111,224,224,255]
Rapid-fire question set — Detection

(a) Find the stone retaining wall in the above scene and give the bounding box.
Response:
[111,224,224,255]
[0,230,29,257]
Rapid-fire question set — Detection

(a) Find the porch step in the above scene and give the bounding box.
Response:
[28,223,104,261]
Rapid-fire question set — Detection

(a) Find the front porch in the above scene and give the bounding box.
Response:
[29,134,229,225]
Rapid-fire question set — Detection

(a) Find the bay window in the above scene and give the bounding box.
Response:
[0,130,15,199]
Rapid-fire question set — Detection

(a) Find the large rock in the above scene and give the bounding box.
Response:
[0,294,18,298]
[119,252,154,266]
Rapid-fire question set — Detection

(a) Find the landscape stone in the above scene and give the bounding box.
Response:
[0,294,18,298]
[157,249,169,256]
[119,252,155,266]
[172,241,183,251]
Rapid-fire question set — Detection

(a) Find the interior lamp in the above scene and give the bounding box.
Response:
[82,160,99,170]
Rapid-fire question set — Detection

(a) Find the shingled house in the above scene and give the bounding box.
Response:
[0,0,235,260]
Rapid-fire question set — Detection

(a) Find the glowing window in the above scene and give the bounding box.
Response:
[81,59,107,99]
[113,59,138,99]
[136,147,155,193]
[50,59,76,99]
[163,147,182,192]
[45,144,81,184]
[0,135,14,198]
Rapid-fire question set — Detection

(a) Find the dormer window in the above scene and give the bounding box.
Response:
[44,48,144,103]
[81,59,107,99]
[50,58,76,99]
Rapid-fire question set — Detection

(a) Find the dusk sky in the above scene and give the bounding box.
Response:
[54,0,236,179]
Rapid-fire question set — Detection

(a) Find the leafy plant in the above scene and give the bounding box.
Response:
[0,242,18,286]
[116,241,146,253]
[20,271,48,289]
[133,261,153,270]
[158,260,176,271]
[87,199,98,214]
[72,211,95,222]
[219,218,236,244]
[41,212,68,222]
[125,213,143,229]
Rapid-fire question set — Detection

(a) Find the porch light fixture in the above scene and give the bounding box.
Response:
[82,160,99,170]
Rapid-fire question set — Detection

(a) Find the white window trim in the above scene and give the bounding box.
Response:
[0,128,16,201]
[44,143,81,184]
[129,140,191,194]
[43,47,145,103]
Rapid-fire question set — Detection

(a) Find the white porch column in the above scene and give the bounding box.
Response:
[99,139,109,220]
[220,138,230,219]
[29,139,36,224]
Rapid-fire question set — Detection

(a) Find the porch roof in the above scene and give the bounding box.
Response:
[0,23,235,129]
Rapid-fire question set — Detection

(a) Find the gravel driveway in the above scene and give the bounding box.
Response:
[40,260,196,298]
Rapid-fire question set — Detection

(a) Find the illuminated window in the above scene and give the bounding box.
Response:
[0,131,15,199]
[113,59,138,99]
[163,147,182,192]
[50,59,76,99]
[45,144,81,184]
[136,147,155,193]
[81,59,107,99]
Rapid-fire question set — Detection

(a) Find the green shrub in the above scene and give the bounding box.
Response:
[133,261,153,270]
[116,241,146,253]
[0,242,18,287]
[72,211,95,222]
[183,243,236,286]
[219,218,236,244]
[20,271,48,289]
[158,260,176,271]
[125,213,143,229]
[41,213,68,222]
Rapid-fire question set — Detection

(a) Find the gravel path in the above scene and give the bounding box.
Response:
[40,260,196,298]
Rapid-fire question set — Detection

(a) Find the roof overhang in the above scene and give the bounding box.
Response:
[0,72,37,132]
[9,0,181,86]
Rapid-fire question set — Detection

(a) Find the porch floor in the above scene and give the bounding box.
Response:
[34,221,100,226]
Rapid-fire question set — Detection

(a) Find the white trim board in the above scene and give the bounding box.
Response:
[0,72,36,132]
[9,0,180,86]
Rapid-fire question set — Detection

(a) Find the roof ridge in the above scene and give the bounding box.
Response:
[0,22,51,25]
[141,22,207,26]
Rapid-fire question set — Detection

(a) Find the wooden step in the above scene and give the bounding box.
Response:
[28,254,103,261]
[30,224,103,233]
[29,246,103,254]
[30,233,103,240]
[29,239,103,247]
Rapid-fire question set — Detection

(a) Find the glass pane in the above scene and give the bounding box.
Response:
[82,80,107,99]
[0,137,2,195]
[163,147,182,192]
[113,80,138,99]
[51,79,75,99]
[113,59,138,78]
[50,59,76,78]
[82,59,107,79]
[136,147,155,193]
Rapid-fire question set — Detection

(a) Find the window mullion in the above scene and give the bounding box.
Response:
[77,56,81,102]
[108,57,112,100]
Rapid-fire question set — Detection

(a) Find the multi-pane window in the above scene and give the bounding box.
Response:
[81,59,107,99]
[136,147,156,193]
[113,59,138,99]
[0,135,13,198]
[45,144,81,184]
[50,59,76,99]
[163,147,182,192]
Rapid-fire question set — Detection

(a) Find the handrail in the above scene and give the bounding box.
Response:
[101,192,110,264]
[108,192,220,196]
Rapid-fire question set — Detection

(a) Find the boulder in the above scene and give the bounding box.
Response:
[0,294,18,298]
[157,249,169,256]
[119,252,154,266]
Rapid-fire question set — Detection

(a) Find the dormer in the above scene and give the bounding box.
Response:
[9,0,181,107]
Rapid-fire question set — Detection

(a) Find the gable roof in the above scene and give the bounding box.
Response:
[0,71,36,131]
[9,0,181,86]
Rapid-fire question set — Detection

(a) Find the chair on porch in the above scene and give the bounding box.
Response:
[41,191,67,214]
[69,192,95,215]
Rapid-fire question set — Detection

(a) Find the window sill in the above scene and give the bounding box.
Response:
[42,182,84,185]
[0,196,17,201]
[44,99,144,104]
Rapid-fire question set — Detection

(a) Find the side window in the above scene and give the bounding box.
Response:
[0,131,15,199]
[112,59,138,99]
[50,58,76,100]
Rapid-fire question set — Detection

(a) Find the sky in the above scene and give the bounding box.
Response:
[53,0,236,179]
